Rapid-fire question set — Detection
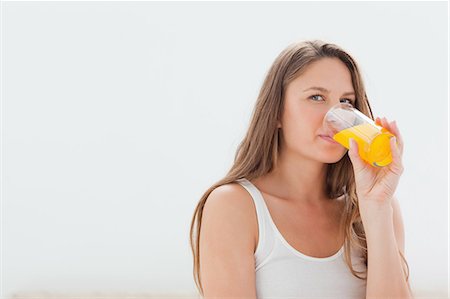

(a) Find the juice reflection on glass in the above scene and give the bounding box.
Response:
[323,103,396,167]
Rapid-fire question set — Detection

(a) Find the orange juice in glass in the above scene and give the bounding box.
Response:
[323,103,397,167]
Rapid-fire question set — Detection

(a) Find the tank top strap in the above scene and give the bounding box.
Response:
[235,177,273,260]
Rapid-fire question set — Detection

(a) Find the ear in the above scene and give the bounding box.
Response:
[277,120,282,128]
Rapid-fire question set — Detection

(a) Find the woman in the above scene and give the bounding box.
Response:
[189,40,412,298]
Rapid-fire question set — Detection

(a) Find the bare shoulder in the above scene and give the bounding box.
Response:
[202,182,258,249]
[199,182,259,297]
[204,182,256,219]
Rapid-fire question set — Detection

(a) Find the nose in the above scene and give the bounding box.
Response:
[323,103,355,133]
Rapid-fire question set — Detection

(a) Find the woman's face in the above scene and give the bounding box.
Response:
[279,57,356,164]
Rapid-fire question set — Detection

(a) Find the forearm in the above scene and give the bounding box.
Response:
[363,205,412,299]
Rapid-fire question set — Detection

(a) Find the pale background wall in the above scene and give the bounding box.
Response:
[1,1,448,298]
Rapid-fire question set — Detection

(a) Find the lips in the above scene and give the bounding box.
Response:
[319,134,339,144]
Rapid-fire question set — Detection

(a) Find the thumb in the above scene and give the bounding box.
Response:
[348,138,365,172]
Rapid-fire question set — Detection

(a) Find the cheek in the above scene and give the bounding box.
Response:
[284,104,324,136]
[285,106,325,134]
[282,102,348,161]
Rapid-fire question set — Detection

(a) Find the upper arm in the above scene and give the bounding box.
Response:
[199,183,258,298]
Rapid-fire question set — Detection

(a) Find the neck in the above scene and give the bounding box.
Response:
[258,147,330,206]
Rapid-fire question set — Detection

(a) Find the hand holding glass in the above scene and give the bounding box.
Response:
[322,103,396,167]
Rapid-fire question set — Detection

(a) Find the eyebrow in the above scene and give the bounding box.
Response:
[303,86,355,97]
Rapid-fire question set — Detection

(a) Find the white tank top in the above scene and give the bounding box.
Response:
[235,178,367,299]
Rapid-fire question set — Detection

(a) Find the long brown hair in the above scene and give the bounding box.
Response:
[189,40,410,296]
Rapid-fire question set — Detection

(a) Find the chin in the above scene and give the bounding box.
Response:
[317,151,348,164]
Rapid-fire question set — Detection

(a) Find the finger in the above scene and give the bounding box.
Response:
[391,121,403,144]
[381,118,403,155]
[348,138,366,172]
[377,116,392,133]
[379,117,403,156]
[390,121,404,155]
[381,117,394,133]
[375,117,382,126]
[389,136,403,174]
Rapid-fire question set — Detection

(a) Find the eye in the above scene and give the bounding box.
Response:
[309,94,324,102]
[341,98,355,106]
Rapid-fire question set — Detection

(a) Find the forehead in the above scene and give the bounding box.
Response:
[289,58,354,91]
